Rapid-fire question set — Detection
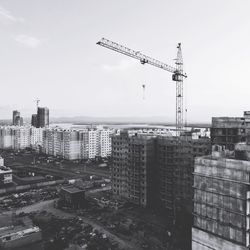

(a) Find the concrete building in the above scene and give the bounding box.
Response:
[12,110,20,125]
[14,116,23,126]
[156,135,211,217]
[117,126,210,138]
[0,127,14,149]
[112,131,158,207]
[112,130,211,212]
[61,130,81,160]
[30,127,44,150]
[88,129,98,159]
[112,131,129,199]
[192,145,250,250]
[0,156,4,167]
[0,126,44,150]
[97,129,112,158]
[211,111,250,150]
[60,186,85,209]
[127,134,156,207]
[43,129,83,160]
[13,127,31,150]
[80,130,89,159]
[37,107,49,128]
[0,125,113,159]
[0,166,12,186]
[12,110,20,124]
[12,110,23,126]
[157,137,193,216]
[31,114,37,127]
[0,126,30,150]
[42,127,113,160]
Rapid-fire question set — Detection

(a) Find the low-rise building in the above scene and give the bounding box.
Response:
[0,225,42,249]
[0,166,12,186]
[60,185,85,209]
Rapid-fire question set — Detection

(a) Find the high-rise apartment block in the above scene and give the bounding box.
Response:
[0,127,14,149]
[111,131,211,212]
[112,131,129,199]
[192,144,250,250]
[12,110,23,126]
[13,110,20,124]
[13,127,31,149]
[127,134,156,207]
[112,132,158,207]
[43,129,83,160]
[42,127,113,160]
[30,127,44,148]
[31,114,38,127]
[0,126,44,150]
[0,125,113,160]
[31,107,49,128]
[37,107,49,128]
[211,111,250,150]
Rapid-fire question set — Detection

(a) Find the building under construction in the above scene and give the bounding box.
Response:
[111,131,211,218]
[211,111,250,150]
[112,131,157,207]
[192,144,250,250]
[157,136,210,217]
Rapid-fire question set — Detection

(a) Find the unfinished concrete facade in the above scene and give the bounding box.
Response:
[192,148,250,250]
[112,131,211,214]
[111,131,129,199]
[111,131,156,207]
[211,111,250,150]
[127,134,156,207]
[157,136,211,218]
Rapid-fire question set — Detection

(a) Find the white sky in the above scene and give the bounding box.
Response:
[0,0,250,122]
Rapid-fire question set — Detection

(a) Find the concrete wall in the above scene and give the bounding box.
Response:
[192,228,247,250]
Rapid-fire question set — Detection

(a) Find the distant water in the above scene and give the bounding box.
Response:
[50,123,178,130]
[50,123,74,129]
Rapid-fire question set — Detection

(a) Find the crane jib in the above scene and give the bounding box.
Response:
[96,37,187,136]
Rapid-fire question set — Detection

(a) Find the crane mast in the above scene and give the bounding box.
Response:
[175,43,184,136]
[97,38,187,136]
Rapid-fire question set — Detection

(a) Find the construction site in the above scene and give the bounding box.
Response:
[96,37,250,250]
[1,36,246,250]
[1,0,250,249]
[95,38,212,250]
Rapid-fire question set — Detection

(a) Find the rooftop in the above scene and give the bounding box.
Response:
[61,185,84,194]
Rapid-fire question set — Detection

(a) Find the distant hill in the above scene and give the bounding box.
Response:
[0,116,211,128]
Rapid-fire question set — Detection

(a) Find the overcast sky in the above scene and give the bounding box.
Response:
[0,0,250,122]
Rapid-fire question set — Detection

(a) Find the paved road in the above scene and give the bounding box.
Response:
[4,200,138,250]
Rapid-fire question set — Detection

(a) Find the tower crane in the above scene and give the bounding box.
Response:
[35,98,40,110]
[97,38,187,136]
